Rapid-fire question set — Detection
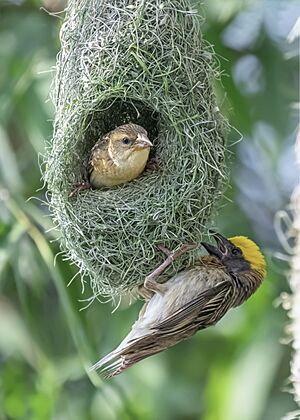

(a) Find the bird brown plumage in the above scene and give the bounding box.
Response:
[90,233,266,378]
[88,123,152,188]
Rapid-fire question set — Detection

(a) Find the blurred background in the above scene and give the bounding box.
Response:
[0,0,299,419]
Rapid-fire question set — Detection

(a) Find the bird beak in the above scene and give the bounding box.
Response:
[135,134,153,149]
[201,231,231,259]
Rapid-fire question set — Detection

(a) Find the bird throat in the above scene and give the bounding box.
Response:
[107,146,150,184]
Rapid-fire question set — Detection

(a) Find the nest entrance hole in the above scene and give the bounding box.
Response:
[83,98,160,155]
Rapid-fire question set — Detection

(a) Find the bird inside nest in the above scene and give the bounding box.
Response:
[70,123,155,196]
[90,232,267,378]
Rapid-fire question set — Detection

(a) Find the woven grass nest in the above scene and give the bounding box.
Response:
[45,0,229,301]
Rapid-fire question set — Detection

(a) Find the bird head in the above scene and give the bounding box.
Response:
[201,232,266,277]
[106,123,152,163]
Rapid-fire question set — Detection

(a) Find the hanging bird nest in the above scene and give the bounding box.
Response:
[45,0,229,300]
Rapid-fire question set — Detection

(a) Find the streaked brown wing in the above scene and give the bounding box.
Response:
[155,281,234,334]
[87,137,109,178]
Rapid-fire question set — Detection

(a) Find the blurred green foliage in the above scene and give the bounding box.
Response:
[0,0,298,419]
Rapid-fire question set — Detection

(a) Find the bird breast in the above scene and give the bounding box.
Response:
[90,148,150,187]
[139,265,230,329]
[121,148,150,177]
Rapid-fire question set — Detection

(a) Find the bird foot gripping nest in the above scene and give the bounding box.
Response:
[68,181,91,198]
[138,242,198,299]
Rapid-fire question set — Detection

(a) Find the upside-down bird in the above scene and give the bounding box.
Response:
[90,233,266,378]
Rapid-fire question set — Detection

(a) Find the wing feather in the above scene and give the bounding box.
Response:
[155,281,234,334]
[87,137,110,178]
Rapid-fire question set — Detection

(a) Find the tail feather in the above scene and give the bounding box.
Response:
[102,358,125,379]
[89,348,122,372]
[90,347,138,378]
[90,331,169,378]
[101,352,153,379]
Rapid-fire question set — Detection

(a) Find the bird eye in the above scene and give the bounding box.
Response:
[122,137,131,145]
[231,247,241,256]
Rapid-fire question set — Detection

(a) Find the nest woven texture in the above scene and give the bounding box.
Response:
[45,0,229,300]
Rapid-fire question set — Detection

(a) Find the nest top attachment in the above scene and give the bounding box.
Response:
[45,0,229,301]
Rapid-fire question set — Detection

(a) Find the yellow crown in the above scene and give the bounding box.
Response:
[229,236,267,277]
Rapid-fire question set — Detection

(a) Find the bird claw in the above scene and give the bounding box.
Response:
[146,157,161,171]
[68,181,91,198]
[156,244,172,256]
[143,242,198,294]
[157,242,198,259]
[138,285,154,301]
[144,276,166,295]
